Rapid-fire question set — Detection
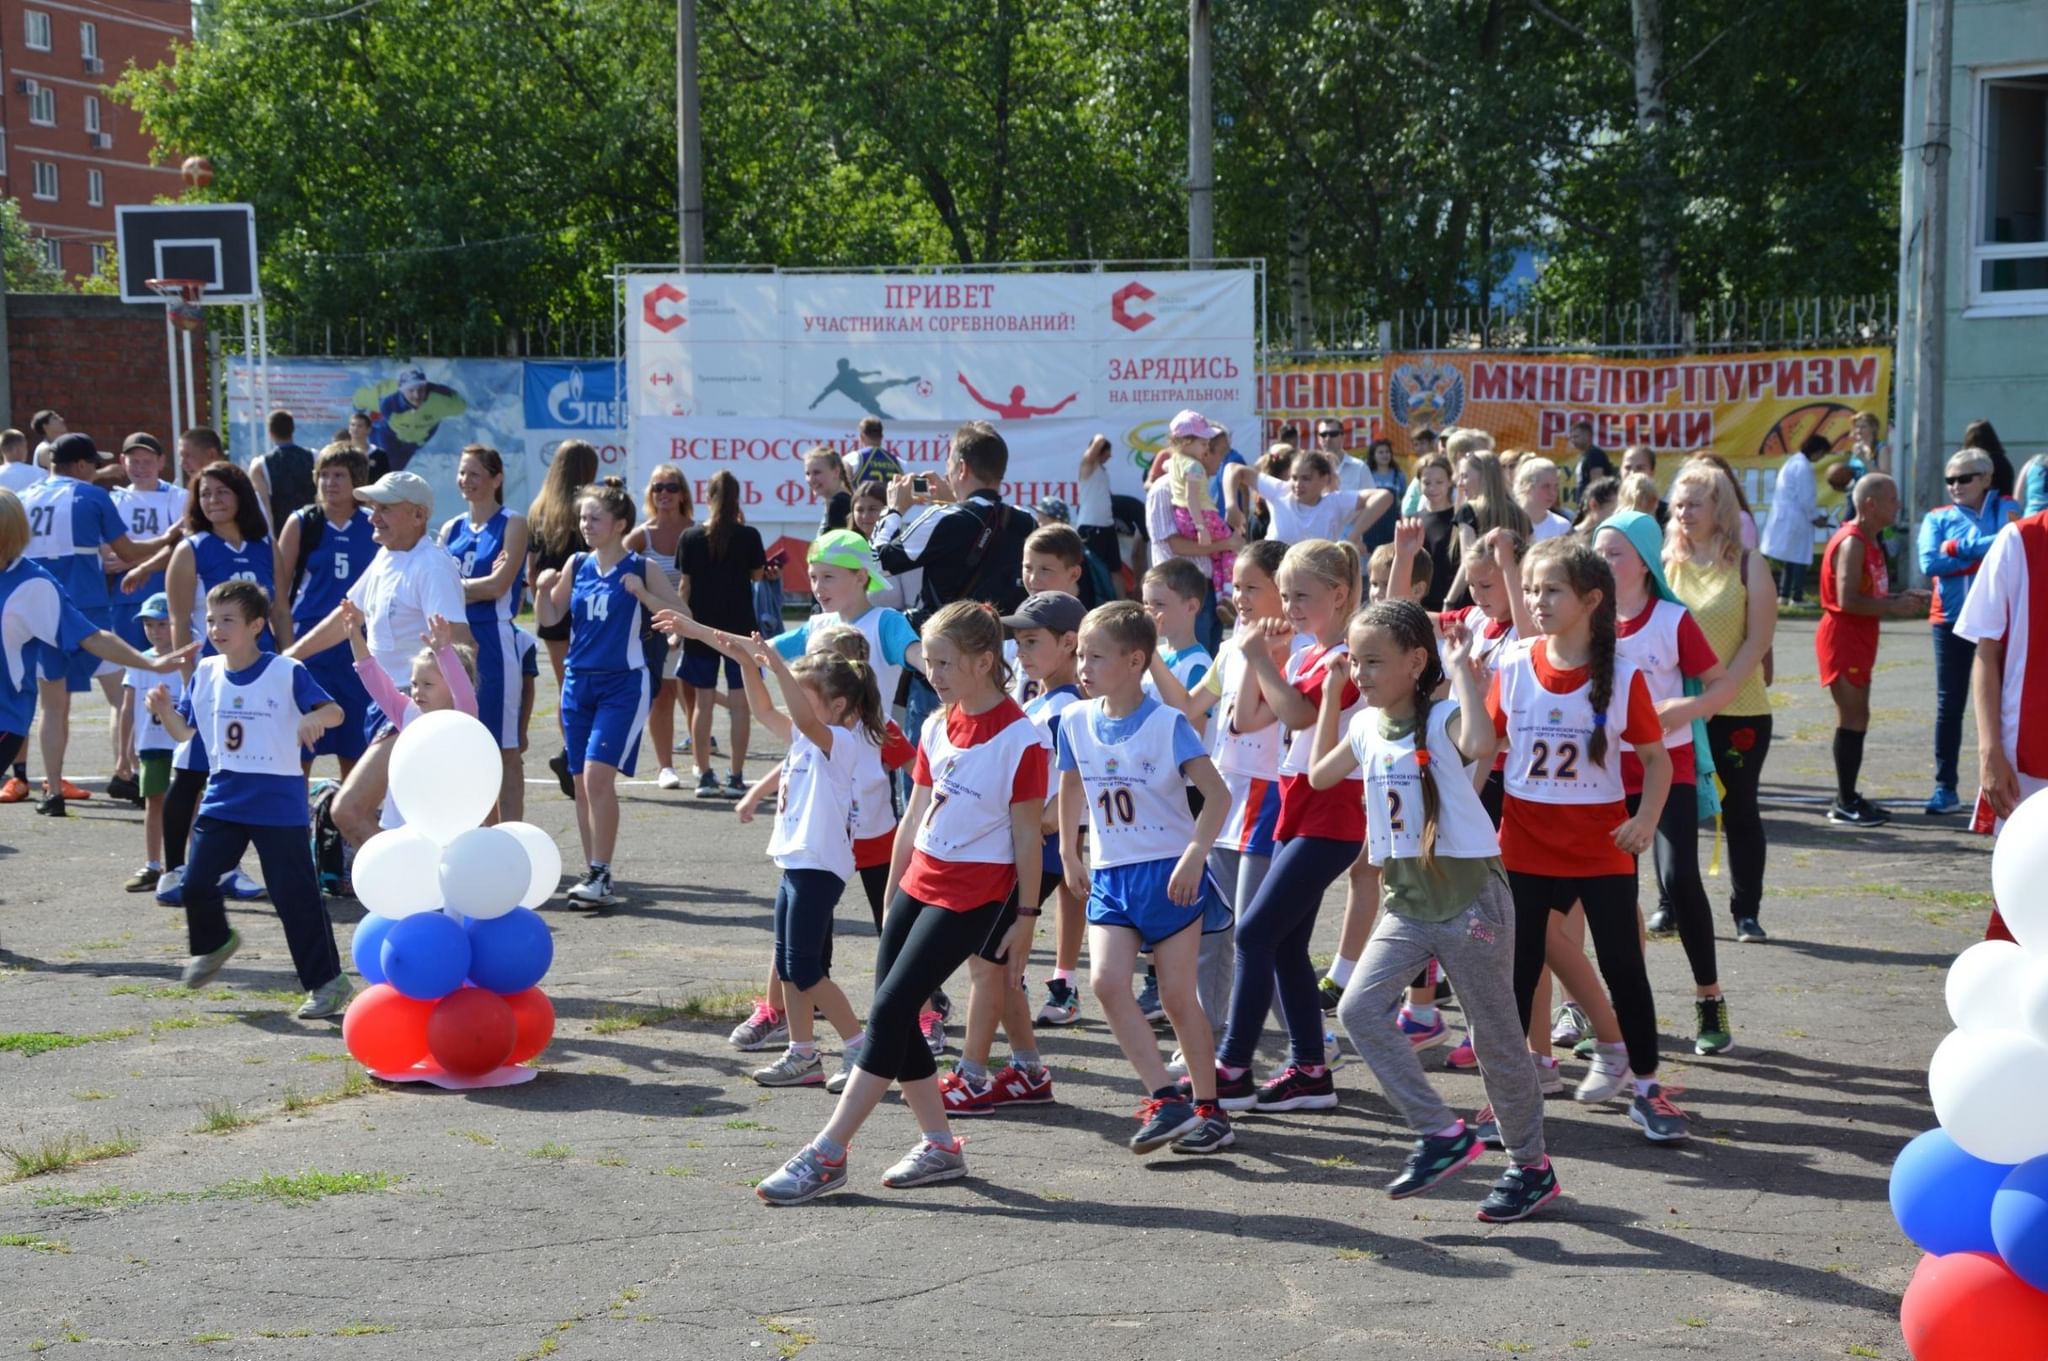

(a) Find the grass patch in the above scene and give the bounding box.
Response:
[530,1142,572,1160]
[70,1090,112,1101]
[192,1334,233,1345]
[3,1129,140,1180]
[595,1155,628,1167]
[196,1098,256,1134]
[280,1069,372,1113]
[0,1027,140,1057]
[590,986,757,1034]
[333,1323,393,1336]
[32,1186,154,1209]
[77,933,134,952]
[723,1119,769,1131]
[1313,1152,1357,1169]
[1679,1315,1707,1328]
[1333,1246,1380,1260]
[151,1013,228,1038]
[206,1171,397,1203]
[0,1233,68,1253]
[760,1318,818,1358]
[662,1166,695,1178]
[451,1129,496,1146]
[1846,1347,1881,1358]
[112,983,233,1000]
[297,1050,350,1064]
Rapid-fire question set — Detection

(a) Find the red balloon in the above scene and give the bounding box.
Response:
[1902,1251,2048,1360]
[427,988,517,1077]
[341,984,433,1072]
[503,987,555,1065]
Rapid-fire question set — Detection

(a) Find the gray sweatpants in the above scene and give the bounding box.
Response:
[1203,847,1272,1034]
[1336,870,1545,1167]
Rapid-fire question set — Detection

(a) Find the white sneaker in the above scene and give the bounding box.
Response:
[656,767,682,790]
[826,1035,866,1093]
[1574,1041,1631,1103]
[1531,1052,1564,1095]
[565,870,618,908]
[219,869,267,900]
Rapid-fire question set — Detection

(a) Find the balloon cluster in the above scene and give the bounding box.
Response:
[337,711,564,1084]
[1891,791,2048,1356]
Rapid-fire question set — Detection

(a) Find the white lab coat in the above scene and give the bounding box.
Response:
[1760,454,1818,563]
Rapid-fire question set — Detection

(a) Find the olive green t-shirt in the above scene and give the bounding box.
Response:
[1374,712,1505,922]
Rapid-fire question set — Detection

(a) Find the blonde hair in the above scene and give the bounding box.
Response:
[1458,450,1533,540]
[1663,458,1744,569]
[1620,472,1661,514]
[1444,428,1495,459]
[922,600,1012,696]
[1512,455,1559,494]
[806,623,869,663]
[1369,541,1433,591]
[0,488,26,566]
[414,641,480,692]
[1278,538,1363,627]
[802,445,849,495]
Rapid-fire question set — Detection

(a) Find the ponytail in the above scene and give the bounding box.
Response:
[790,653,886,748]
[1352,600,1448,873]
[1586,589,1617,769]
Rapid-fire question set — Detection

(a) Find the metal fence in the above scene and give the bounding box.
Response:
[242,313,616,359]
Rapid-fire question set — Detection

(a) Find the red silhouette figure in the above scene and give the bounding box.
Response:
[957,372,1078,420]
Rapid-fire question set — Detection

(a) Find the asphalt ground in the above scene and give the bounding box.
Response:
[0,616,1980,1359]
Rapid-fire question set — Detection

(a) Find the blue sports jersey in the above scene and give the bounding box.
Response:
[291,509,377,633]
[0,556,97,735]
[187,530,277,655]
[565,551,648,674]
[109,480,186,607]
[18,475,126,610]
[443,508,526,627]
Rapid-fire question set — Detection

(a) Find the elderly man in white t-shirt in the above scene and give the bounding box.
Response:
[286,470,471,846]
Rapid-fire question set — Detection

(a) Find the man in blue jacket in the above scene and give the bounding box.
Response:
[1919,447,2021,814]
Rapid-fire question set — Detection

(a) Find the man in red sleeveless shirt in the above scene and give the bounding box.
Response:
[1815,473,1929,827]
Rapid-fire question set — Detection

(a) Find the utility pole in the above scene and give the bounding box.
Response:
[676,0,704,269]
[1187,0,1213,265]
[1909,0,1953,525]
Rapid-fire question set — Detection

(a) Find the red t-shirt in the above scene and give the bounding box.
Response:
[1275,643,1366,843]
[1616,605,1720,793]
[1439,607,1516,772]
[854,720,918,870]
[901,699,1049,910]
[1486,641,1663,878]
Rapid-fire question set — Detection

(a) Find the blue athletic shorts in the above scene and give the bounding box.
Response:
[675,649,744,692]
[561,668,652,776]
[301,649,370,762]
[38,605,114,692]
[472,618,522,750]
[1088,857,1233,950]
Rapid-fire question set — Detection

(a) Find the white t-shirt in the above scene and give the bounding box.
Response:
[914,707,1047,867]
[1348,702,1500,866]
[1528,510,1573,542]
[1333,455,1371,495]
[0,462,44,494]
[1957,518,2038,774]
[1254,472,1367,545]
[344,537,468,688]
[1076,461,1114,528]
[1144,477,1180,562]
[125,658,185,755]
[1279,642,1364,779]
[769,723,865,881]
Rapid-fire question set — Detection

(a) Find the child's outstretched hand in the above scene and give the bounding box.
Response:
[422,614,455,653]
[650,609,685,640]
[1394,516,1424,557]
[147,641,203,672]
[339,598,366,636]
[143,684,174,719]
[1485,527,1518,572]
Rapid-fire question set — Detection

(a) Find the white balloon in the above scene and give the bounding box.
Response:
[1992,790,2048,948]
[387,710,501,844]
[437,826,531,921]
[2019,958,2048,1043]
[1930,1027,2048,1164]
[350,827,445,919]
[1947,938,2029,1032]
[497,822,564,910]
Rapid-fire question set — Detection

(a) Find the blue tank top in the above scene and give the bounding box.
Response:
[443,508,526,628]
[565,551,648,674]
[291,509,377,632]
[187,530,276,655]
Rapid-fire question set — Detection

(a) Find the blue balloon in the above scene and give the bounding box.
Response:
[1891,1127,2011,1257]
[350,914,397,986]
[1995,1157,2048,1291]
[463,906,554,995]
[379,911,471,1001]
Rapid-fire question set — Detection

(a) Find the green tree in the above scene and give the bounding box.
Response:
[1,198,69,293]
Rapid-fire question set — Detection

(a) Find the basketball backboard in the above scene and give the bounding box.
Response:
[115,203,259,304]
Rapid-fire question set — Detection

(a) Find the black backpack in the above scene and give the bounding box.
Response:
[287,506,327,603]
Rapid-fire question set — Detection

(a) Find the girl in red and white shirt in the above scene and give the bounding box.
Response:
[758,601,1045,1204]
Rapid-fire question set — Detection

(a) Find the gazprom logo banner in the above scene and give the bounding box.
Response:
[525,361,622,431]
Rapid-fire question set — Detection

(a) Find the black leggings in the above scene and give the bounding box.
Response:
[817,863,895,983]
[1703,714,1772,922]
[163,767,208,873]
[1509,870,1660,1078]
[857,891,1008,1084]
[1628,785,1717,989]
[0,733,21,774]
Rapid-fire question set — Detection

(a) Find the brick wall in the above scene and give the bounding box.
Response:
[7,292,207,444]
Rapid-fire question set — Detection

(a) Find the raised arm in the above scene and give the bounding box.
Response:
[1306,666,1356,789]
[1239,620,1317,730]
[465,518,530,602]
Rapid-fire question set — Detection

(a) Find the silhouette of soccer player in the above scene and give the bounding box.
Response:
[957,372,1078,420]
[808,358,920,418]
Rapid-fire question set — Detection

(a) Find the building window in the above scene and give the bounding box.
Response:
[32,160,57,200]
[1974,67,2048,306]
[80,20,97,60]
[87,168,102,206]
[90,242,107,274]
[39,238,60,271]
[24,10,51,51]
[28,83,55,127]
[85,96,100,134]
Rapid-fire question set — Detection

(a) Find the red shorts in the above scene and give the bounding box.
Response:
[1814,612,1878,688]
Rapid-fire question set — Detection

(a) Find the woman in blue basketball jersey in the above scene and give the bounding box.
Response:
[167,462,286,662]
[279,444,377,776]
[442,443,530,822]
[534,477,690,908]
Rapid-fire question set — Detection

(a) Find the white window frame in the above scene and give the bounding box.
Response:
[87,167,102,206]
[84,95,99,134]
[31,160,57,201]
[28,83,55,127]
[79,20,97,61]
[23,9,51,51]
[40,238,61,271]
[1968,61,2048,316]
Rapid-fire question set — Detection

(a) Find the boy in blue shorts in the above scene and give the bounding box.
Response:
[145,581,353,1018]
[1059,601,1236,1155]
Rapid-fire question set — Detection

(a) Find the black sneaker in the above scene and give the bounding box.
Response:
[1316,975,1344,1014]
[1178,1065,1259,1112]
[721,772,748,799]
[1129,1096,1202,1154]
[1694,996,1733,1055]
[1170,1103,1235,1155]
[1385,1125,1482,1199]
[1734,916,1768,943]
[548,752,574,798]
[34,792,65,817]
[1645,908,1674,933]
[1252,1065,1338,1113]
[694,769,721,799]
[1476,1161,1561,1223]
[106,773,141,805]
[1827,795,1890,827]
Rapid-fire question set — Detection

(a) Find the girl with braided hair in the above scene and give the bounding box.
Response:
[1487,538,1688,1143]
[1307,600,1558,1222]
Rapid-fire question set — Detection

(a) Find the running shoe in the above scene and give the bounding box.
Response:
[34,792,65,817]
[548,752,574,798]
[1317,975,1344,1013]
[655,767,683,791]
[181,929,242,988]
[220,869,267,900]
[986,1064,1054,1108]
[1037,978,1081,1027]
[1477,1161,1561,1223]
[1170,1103,1235,1155]
[721,772,748,799]
[1398,1006,1449,1050]
[1129,1096,1201,1154]
[0,776,27,804]
[1323,1030,1348,1071]
[1165,1049,1189,1077]
[124,866,162,894]
[1385,1124,1482,1199]
[1253,1065,1338,1113]
[825,1036,866,1094]
[1550,1002,1589,1048]
[1136,971,1165,1022]
[1574,1042,1631,1103]
[753,1047,825,1087]
[918,1008,948,1056]
[50,779,90,801]
[1629,1083,1691,1142]
[1470,1103,1504,1149]
[756,1144,848,1206]
[1444,1033,1478,1070]
[296,974,354,1020]
[1734,916,1768,943]
[1827,795,1890,827]
[693,770,721,799]
[565,870,617,908]
[155,867,186,906]
[880,1136,967,1188]
[728,999,788,1052]
[1531,1053,1564,1095]
[1694,996,1734,1056]
[938,1069,994,1117]
[1645,907,1675,933]
[106,773,141,805]
[1178,1065,1259,1111]
[1925,786,1963,816]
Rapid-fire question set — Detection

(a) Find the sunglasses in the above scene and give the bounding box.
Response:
[1317,428,1342,438]
[1945,473,1983,486]
[651,483,684,494]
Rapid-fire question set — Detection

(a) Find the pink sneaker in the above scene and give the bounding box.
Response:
[1444,1032,1478,1070]
[727,999,787,1052]
[1398,1005,1449,1051]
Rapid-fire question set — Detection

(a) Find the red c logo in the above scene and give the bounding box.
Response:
[642,282,688,334]
[1110,280,1156,332]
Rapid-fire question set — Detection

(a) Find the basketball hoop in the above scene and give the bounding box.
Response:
[145,277,206,333]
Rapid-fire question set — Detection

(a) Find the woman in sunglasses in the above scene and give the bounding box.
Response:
[1917,448,2021,815]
